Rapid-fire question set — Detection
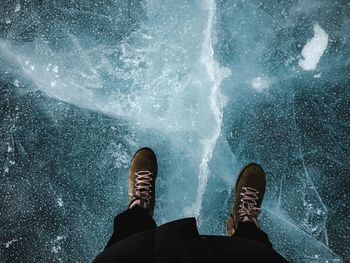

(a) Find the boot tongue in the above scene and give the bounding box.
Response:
[128,198,149,210]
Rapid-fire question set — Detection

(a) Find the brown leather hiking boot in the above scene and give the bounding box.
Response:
[226,163,266,236]
[128,147,158,217]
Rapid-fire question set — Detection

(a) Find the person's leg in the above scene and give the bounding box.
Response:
[105,206,157,249]
[232,221,272,248]
[226,163,272,248]
[105,147,158,249]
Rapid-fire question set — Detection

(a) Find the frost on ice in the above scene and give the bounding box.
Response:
[57,197,63,207]
[5,238,20,248]
[299,23,328,71]
[251,76,269,92]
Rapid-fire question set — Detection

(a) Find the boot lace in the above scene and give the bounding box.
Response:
[238,186,260,227]
[128,170,153,209]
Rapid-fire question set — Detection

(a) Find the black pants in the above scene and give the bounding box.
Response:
[105,206,272,249]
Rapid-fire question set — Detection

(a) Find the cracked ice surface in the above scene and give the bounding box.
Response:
[0,0,349,262]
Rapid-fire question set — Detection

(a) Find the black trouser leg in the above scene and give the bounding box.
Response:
[232,222,273,248]
[105,206,157,249]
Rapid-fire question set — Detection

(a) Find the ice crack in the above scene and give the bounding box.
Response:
[190,0,230,219]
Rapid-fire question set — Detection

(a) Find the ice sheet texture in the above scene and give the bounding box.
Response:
[0,0,349,262]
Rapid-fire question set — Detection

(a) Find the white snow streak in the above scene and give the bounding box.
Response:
[191,0,230,219]
[299,23,328,71]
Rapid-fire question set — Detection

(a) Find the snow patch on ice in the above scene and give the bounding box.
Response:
[57,197,63,207]
[51,236,65,254]
[7,144,13,152]
[251,76,269,92]
[53,65,59,73]
[5,238,20,248]
[299,23,328,71]
[15,3,21,12]
[55,236,65,241]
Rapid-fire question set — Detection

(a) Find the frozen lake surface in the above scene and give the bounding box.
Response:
[0,0,349,262]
